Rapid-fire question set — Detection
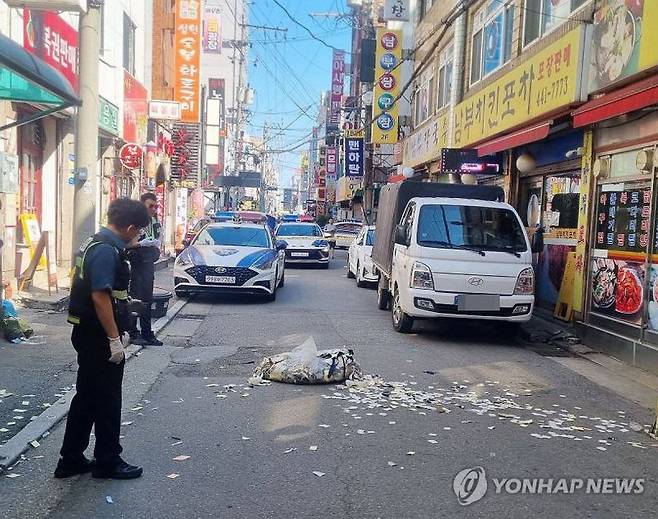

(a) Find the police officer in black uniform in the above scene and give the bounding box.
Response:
[54,198,149,480]
[127,192,163,346]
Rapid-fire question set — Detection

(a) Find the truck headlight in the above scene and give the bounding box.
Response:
[514,267,535,295]
[410,262,434,290]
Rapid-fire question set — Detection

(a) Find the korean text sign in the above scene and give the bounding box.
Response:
[329,50,345,128]
[344,137,364,177]
[383,0,410,22]
[372,29,402,144]
[203,4,222,53]
[23,10,78,91]
[174,0,203,123]
[453,27,583,148]
[403,112,449,168]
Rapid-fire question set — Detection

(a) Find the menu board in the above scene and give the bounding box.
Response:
[594,187,651,252]
[591,258,645,325]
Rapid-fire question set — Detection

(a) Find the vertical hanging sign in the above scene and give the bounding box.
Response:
[372,29,401,144]
[329,50,345,131]
[174,0,203,123]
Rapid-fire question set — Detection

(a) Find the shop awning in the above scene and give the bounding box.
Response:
[0,32,80,131]
[476,121,552,157]
[572,74,658,128]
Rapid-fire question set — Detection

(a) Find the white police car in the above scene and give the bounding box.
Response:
[174,222,286,301]
[275,222,330,268]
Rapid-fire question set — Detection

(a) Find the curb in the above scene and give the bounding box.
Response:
[0,297,187,471]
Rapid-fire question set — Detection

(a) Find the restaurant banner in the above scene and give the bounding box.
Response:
[402,113,449,168]
[23,9,78,91]
[124,71,148,144]
[202,1,222,54]
[589,0,658,93]
[372,29,402,144]
[329,50,345,130]
[573,130,592,314]
[453,27,584,148]
[174,0,203,123]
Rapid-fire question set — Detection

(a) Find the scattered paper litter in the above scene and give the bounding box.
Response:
[206,383,220,387]
[427,439,438,444]
[29,440,40,448]
[105,496,113,504]
[216,395,228,399]
[629,422,643,432]
[166,473,180,479]
[173,455,190,461]
[241,436,251,441]
[21,401,29,406]
[406,451,415,456]
[313,471,325,477]
[318,424,330,428]
[596,446,607,451]
[5,473,21,479]
[309,445,318,451]
[284,448,297,454]
[171,441,183,447]
[387,461,397,467]
[121,421,133,426]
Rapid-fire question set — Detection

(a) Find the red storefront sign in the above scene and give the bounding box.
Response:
[119,143,143,170]
[124,71,148,144]
[23,9,78,91]
[329,50,345,127]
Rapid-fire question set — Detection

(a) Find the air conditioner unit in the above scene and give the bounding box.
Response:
[4,0,87,13]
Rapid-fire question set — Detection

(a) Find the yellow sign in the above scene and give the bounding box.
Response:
[19,213,46,269]
[554,252,576,322]
[403,112,449,168]
[344,129,365,138]
[453,27,584,147]
[572,130,593,314]
[372,29,402,144]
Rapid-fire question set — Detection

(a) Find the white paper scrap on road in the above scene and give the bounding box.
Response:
[5,473,21,478]
[241,436,251,441]
[387,461,397,467]
[29,440,40,448]
[173,455,190,461]
[167,473,180,479]
[253,337,361,384]
[312,471,325,477]
[284,448,297,454]
[406,451,415,455]
[309,445,318,451]
[105,496,113,504]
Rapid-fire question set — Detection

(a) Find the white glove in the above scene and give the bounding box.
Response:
[108,336,125,364]
[139,238,161,248]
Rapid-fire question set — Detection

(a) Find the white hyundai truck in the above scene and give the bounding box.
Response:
[372,181,534,334]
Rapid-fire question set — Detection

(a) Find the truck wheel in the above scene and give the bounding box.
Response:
[377,279,390,310]
[392,287,414,333]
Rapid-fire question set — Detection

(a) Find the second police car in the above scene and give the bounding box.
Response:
[275,222,331,268]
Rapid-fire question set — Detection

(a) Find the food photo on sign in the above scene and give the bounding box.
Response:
[591,258,645,324]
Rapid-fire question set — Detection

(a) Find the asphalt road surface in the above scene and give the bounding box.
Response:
[1,251,657,518]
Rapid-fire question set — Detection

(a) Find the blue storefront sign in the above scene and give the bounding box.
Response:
[344,137,364,177]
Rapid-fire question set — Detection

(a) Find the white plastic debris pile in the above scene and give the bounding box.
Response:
[254,337,361,385]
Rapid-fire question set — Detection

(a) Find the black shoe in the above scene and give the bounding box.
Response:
[92,458,143,480]
[141,335,163,346]
[130,335,148,346]
[54,456,95,478]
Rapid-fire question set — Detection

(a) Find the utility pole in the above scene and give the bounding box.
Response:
[72,0,102,252]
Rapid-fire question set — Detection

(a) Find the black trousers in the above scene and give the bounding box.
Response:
[129,255,156,337]
[60,325,124,465]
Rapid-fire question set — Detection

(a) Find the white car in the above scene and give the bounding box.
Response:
[275,222,330,268]
[333,221,362,249]
[347,225,378,287]
[173,222,286,301]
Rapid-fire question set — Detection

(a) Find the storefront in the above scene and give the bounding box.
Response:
[514,130,584,308]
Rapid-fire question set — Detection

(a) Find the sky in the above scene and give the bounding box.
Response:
[246,0,353,189]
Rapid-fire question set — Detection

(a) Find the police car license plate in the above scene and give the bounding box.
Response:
[291,252,309,257]
[205,275,236,284]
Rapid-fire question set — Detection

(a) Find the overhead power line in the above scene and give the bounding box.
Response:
[271,0,347,52]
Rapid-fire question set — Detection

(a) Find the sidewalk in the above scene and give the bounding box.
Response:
[0,266,176,452]
[522,309,658,410]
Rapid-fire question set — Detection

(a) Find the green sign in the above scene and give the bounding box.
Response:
[98,96,119,135]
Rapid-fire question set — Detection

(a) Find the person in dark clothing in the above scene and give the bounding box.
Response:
[127,193,163,346]
[54,198,149,480]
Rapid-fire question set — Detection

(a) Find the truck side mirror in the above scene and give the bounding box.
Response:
[394,225,408,246]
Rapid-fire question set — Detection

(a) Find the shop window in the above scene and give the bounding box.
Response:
[471,1,515,85]
[437,47,453,109]
[523,0,588,48]
[123,12,136,76]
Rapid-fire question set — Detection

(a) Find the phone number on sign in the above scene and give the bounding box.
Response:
[536,77,569,108]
